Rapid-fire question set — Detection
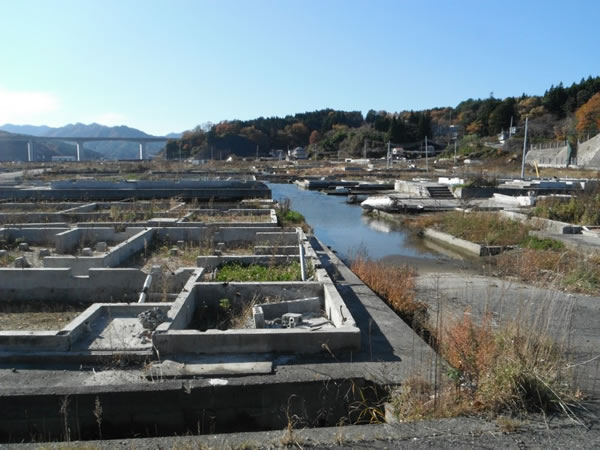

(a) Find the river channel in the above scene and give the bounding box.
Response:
[268,183,444,262]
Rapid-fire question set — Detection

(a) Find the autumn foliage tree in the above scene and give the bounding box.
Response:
[575,92,600,134]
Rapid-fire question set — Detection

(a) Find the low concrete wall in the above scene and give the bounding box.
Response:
[0,227,69,246]
[0,268,146,302]
[55,227,145,254]
[155,227,208,242]
[155,281,360,354]
[499,210,582,234]
[196,255,299,270]
[47,228,155,274]
[0,331,69,352]
[153,327,359,354]
[215,227,284,243]
[103,228,155,267]
[423,228,502,256]
[255,231,298,245]
[254,245,298,255]
[259,297,321,319]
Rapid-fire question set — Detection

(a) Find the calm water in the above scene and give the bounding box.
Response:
[268,183,439,262]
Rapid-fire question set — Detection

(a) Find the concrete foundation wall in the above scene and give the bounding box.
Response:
[155,227,208,242]
[259,297,322,319]
[0,332,69,352]
[0,227,69,245]
[254,245,298,255]
[55,227,145,254]
[103,228,155,267]
[0,268,146,302]
[43,255,105,274]
[255,232,298,245]
[215,227,284,243]
[196,255,299,270]
[46,228,154,274]
[153,327,359,354]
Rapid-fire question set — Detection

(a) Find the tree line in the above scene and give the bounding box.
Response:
[166,75,600,160]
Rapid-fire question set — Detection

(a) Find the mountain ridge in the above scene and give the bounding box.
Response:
[0,123,182,160]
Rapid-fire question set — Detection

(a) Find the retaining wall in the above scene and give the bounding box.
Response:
[499,210,582,234]
[423,228,502,256]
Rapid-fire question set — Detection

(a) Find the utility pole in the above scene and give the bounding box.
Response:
[454,139,457,164]
[520,116,529,179]
[363,139,367,159]
[509,116,514,137]
[256,145,259,161]
[386,141,390,169]
[425,136,429,173]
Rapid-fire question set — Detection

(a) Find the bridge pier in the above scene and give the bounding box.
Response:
[76,142,84,162]
[27,140,33,162]
[139,142,145,160]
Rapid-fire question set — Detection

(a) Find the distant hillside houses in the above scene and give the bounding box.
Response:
[288,147,307,160]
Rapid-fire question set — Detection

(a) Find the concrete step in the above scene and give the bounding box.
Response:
[426,186,455,199]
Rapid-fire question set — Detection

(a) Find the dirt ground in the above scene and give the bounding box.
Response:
[0,308,85,330]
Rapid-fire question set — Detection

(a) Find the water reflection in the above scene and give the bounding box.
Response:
[268,183,439,263]
[362,215,394,233]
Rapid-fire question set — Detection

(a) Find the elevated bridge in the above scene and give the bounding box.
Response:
[0,135,172,161]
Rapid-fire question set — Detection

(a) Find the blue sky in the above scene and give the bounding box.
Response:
[1,0,599,135]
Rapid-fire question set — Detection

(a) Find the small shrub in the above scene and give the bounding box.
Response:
[520,235,564,251]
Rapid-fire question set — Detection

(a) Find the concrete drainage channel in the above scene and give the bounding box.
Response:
[0,187,436,443]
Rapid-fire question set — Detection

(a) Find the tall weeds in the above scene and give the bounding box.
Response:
[350,256,578,421]
[350,256,429,335]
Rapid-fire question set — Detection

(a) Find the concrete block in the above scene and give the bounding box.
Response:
[169,247,178,256]
[253,306,265,328]
[282,313,303,328]
[95,241,108,252]
[176,240,185,249]
[18,242,29,251]
[81,247,93,256]
[0,250,7,258]
[14,256,30,268]
[38,248,51,257]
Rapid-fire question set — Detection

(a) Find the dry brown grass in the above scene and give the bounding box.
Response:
[392,311,576,421]
[351,257,579,422]
[351,255,429,334]
[0,303,85,330]
[494,249,600,295]
[402,211,532,246]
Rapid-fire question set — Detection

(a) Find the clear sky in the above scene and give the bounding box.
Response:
[1,0,599,135]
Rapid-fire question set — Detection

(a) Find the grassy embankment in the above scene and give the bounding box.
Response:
[351,255,578,423]
[404,211,600,295]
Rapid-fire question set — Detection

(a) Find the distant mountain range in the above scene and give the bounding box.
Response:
[0,123,182,160]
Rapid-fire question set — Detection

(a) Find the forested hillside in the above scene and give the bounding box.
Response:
[167,75,600,160]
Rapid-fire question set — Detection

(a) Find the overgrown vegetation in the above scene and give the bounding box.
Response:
[350,255,577,421]
[215,262,303,282]
[392,312,575,421]
[404,211,532,246]
[533,193,600,225]
[276,197,309,232]
[350,256,427,333]
[495,248,600,295]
